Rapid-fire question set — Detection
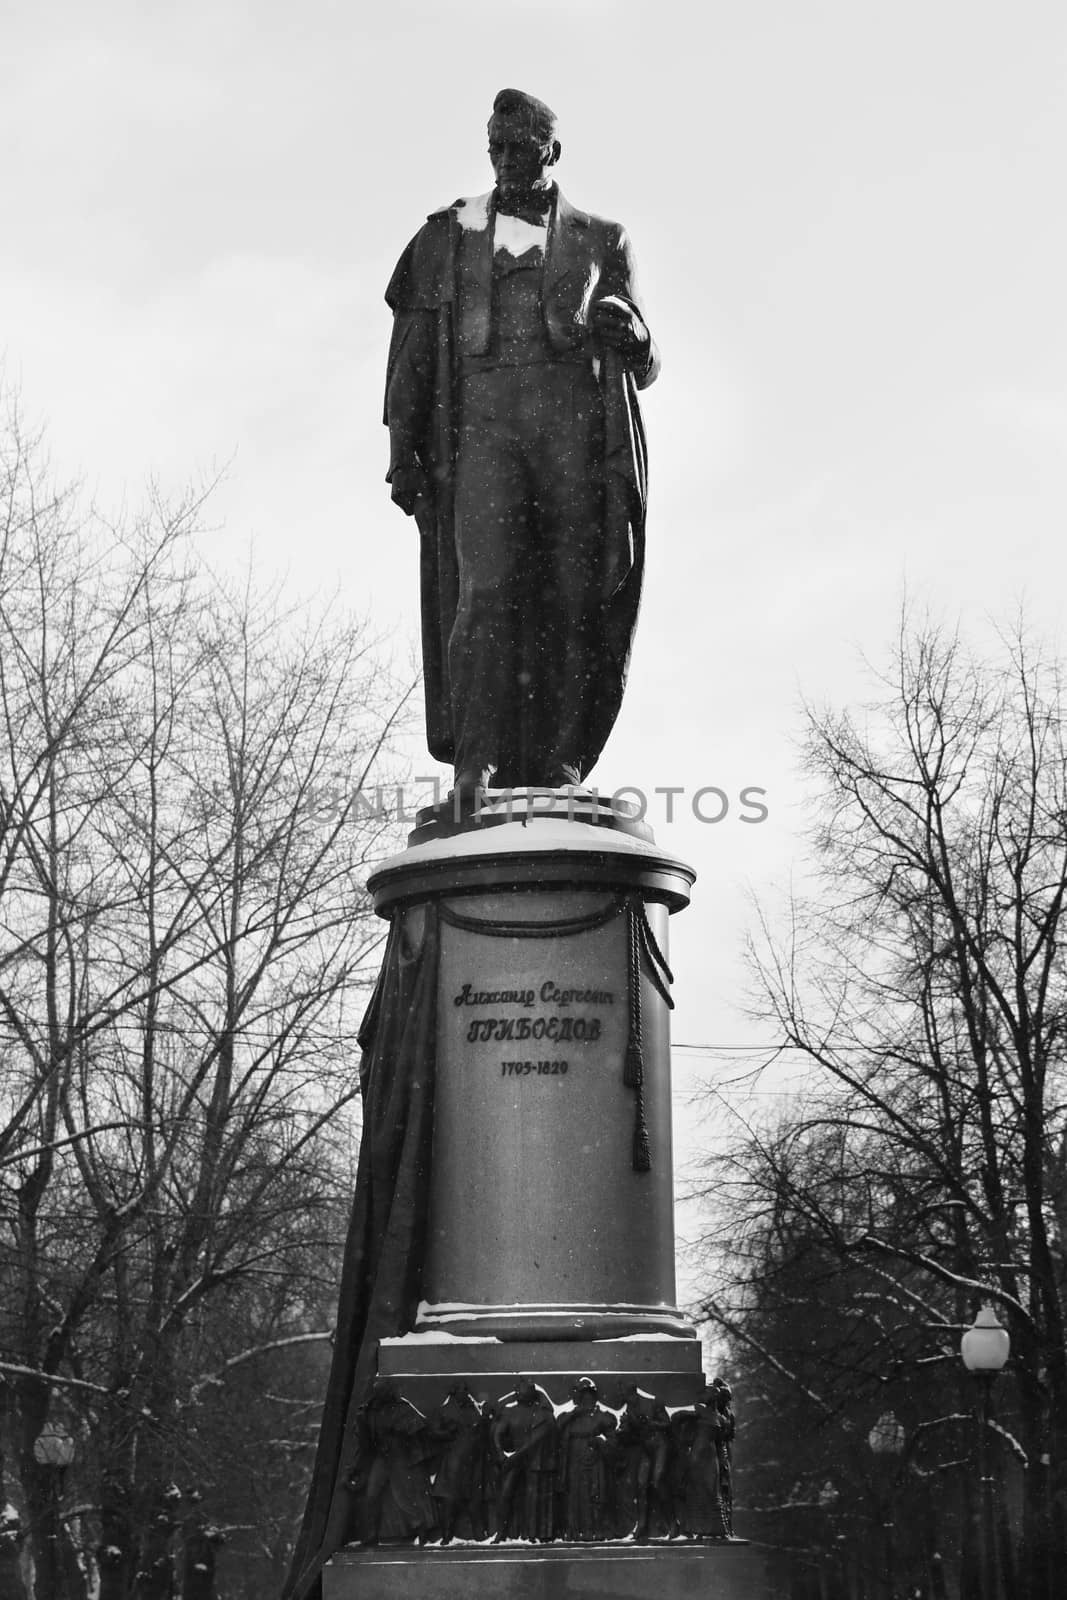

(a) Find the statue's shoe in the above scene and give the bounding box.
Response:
[450,764,495,807]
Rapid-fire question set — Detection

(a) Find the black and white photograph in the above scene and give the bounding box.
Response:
[2,4,1065,1597]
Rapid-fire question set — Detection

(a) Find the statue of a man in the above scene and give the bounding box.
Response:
[385,88,659,801]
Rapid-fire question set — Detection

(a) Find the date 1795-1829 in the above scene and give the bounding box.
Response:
[500,1059,569,1076]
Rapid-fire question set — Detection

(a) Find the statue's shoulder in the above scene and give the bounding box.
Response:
[427,191,493,231]
[387,198,484,311]
[555,193,625,245]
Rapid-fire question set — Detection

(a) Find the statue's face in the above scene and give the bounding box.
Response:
[488,114,560,199]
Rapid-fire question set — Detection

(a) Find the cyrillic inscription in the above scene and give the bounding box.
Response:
[466,1015,602,1043]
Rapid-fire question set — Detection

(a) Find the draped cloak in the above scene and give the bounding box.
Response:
[281,906,440,1600]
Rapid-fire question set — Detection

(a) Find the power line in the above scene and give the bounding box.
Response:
[672,1042,809,1054]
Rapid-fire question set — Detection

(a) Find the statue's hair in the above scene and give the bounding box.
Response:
[489,88,558,143]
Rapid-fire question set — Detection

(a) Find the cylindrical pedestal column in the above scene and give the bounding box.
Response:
[367,794,695,1343]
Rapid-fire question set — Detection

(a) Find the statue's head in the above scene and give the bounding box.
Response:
[572,1376,598,1410]
[487,88,561,201]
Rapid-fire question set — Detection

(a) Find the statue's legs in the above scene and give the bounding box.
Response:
[494,1462,521,1541]
[527,367,605,779]
[450,364,603,786]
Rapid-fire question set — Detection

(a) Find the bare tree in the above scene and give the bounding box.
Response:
[0,395,412,1597]
[695,615,1067,1600]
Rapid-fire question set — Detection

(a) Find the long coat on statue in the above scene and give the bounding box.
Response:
[384,184,658,785]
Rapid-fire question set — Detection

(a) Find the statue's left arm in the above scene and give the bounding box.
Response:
[592,225,661,391]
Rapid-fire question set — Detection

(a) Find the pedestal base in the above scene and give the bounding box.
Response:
[324,1541,767,1600]
[377,1334,704,1411]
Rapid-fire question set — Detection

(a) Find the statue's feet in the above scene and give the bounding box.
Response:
[450,764,495,808]
[544,762,581,789]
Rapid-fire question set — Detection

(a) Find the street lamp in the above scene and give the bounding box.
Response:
[33,1419,77,1599]
[868,1413,907,1457]
[960,1306,1011,1381]
[32,1421,76,1470]
[867,1412,905,1599]
[960,1304,1010,1600]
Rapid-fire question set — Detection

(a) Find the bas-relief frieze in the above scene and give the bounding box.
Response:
[347,1376,735,1548]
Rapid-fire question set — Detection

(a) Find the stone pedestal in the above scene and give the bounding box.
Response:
[367,791,696,1361]
[336,794,729,1591]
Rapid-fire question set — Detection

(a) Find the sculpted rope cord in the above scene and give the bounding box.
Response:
[625,902,651,1172]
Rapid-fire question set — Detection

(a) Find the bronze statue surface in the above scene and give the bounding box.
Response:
[385,87,659,800]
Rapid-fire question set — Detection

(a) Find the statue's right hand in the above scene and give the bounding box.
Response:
[390,462,431,518]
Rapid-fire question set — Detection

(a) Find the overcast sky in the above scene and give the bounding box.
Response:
[5,0,1067,1294]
